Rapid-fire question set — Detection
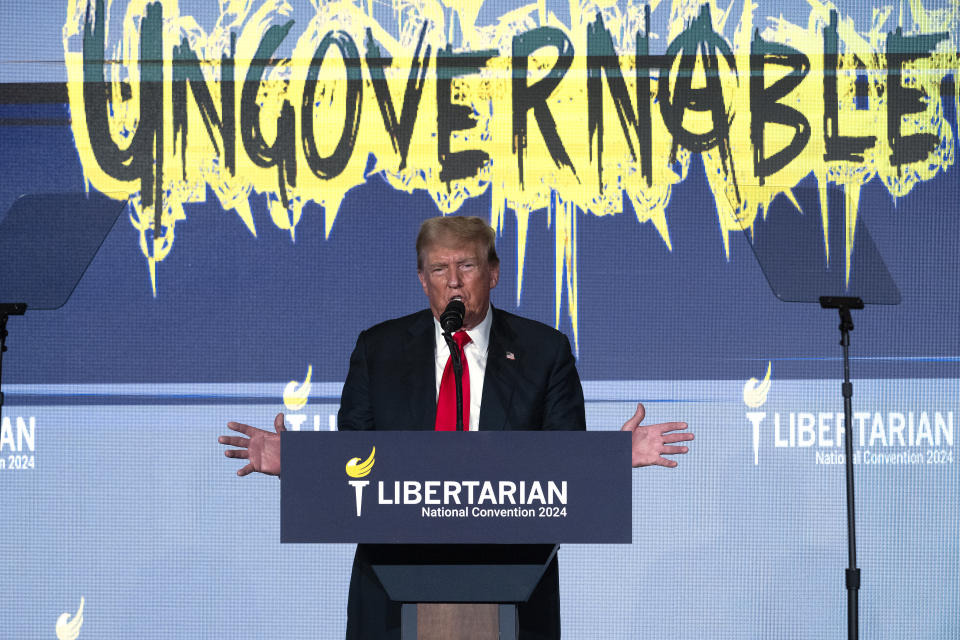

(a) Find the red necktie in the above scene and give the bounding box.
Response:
[435,331,471,431]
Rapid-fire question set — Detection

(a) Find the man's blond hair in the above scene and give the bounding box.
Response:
[416,216,499,270]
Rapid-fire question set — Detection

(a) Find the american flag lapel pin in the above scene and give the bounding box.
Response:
[505,351,516,361]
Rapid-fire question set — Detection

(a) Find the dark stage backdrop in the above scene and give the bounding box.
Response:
[1,1,957,638]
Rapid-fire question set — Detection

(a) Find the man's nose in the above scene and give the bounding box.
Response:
[446,268,462,287]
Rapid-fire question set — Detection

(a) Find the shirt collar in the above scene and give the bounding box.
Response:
[433,304,492,354]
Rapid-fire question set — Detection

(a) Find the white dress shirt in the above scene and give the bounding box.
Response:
[432,305,492,431]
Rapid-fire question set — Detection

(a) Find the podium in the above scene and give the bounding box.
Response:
[281,430,631,639]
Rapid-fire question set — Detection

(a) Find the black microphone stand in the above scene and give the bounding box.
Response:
[820,296,862,640]
[442,331,465,431]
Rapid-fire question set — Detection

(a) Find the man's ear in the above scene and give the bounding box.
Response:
[489,263,500,289]
[417,269,428,295]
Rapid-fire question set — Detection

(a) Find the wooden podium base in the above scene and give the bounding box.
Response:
[401,603,518,640]
[416,604,498,639]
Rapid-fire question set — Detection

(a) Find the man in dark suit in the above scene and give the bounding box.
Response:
[219,216,693,639]
[337,216,585,638]
[337,217,585,433]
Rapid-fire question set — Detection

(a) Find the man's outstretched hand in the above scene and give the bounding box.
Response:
[621,403,693,468]
[219,413,287,476]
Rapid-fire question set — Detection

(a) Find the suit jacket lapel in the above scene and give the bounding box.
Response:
[402,310,437,430]
[479,308,520,430]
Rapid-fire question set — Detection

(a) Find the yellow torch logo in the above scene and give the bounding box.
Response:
[346,447,375,516]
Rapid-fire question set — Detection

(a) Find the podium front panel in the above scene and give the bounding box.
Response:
[281,431,631,544]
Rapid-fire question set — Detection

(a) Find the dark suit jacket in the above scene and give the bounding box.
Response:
[338,307,586,639]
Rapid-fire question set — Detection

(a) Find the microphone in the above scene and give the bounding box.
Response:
[439,298,465,333]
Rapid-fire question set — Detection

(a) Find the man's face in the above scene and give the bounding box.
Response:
[418,241,500,330]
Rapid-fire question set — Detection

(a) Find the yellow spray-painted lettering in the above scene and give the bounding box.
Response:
[63,0,959,348]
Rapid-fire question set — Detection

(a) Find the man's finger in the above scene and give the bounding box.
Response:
[224,449,250,459]
[662,432,694,444]
[653,421,689,434]
[662,444,690,455]
[274,413,287,433]
[656,457,679,468]
[237,463,254,476]
[620,403,646,431]
[227,422,256,435]
[218,436,250,448]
